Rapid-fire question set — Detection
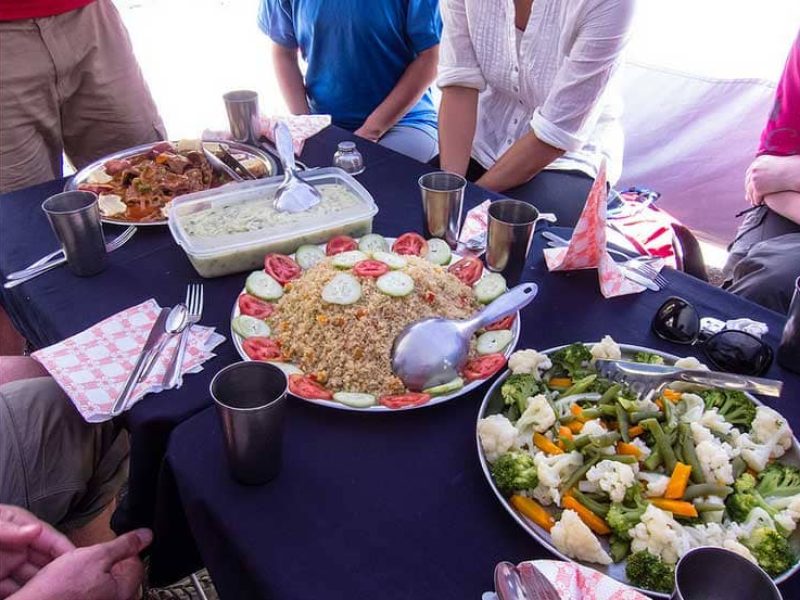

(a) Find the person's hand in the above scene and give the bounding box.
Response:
[9,528,152,600]
[0,504,74,596]
[746,154,800,206]
[354,121,384,142]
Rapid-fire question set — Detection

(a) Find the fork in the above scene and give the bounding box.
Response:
[162,283,204,389]
[629,261,668,289]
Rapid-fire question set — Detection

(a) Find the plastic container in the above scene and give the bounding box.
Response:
[168,167,378,277]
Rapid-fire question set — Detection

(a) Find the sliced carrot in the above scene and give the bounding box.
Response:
[533,432,563,455]
[562,495,611,535]
[664,462,692,500]
[549,377,573,389]
[650,498,698,518]
[567,420,584,434]
[663,389,683,403]
[616,441,643,458]
[511,495,555,532]
[558,426,574,441]
[628,425,644,437]
[655,397,665,411]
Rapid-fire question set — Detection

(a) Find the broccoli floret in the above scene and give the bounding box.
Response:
[606,483,648,540]
[727,473,778,523]
[633,351,665,365]
[490,451,538,496]
[625,551,674,593]
[757,463,800,499]
[698,389,757,431]
[501,373,540,417]
[744,527,797,576]
[550,343,593,379]
[609,534,631,563]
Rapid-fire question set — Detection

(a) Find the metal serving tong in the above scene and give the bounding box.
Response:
[594,359,783,398]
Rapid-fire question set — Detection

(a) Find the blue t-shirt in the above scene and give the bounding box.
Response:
[258,0,441,132]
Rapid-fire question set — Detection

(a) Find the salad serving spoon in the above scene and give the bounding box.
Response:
[272,120,321,213]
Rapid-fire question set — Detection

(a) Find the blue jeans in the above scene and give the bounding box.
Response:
[378,124,438,163]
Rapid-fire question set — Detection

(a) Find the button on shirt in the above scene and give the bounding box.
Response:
[437,0,635,184]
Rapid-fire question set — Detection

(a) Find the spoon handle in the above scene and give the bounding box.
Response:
[466,282,538,333]
[273,121,296,173]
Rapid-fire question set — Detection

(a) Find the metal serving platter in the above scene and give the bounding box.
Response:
[65,140,278,226]
[476,342,800,597]
[231,237,522,412]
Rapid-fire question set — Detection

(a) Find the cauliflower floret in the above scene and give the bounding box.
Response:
[478,414,518,463]
[751,406,793,459]
[699,408,735,437]
[508,349,552,379]
[774,496,800,534]
[735,434,772,472]
[673,356,709,370]
[690,422,737,485]
[632,390,662,413]
[683,523,756,563]
[590,335,622,362]
[630,504,691,565]
[579,419,614,455]
[550,509,612,565]
[637,472,671,497]
[677,393,706,423]
[630,437,652,460]
[723,539,759,564]
[586,460,637,502]
[532,451,583,506]
[515,394,556,434]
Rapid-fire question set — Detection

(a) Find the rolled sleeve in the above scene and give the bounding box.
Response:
[257,0,298,49]
[406,0,442,55]
[436,0,486,91]
[530,108,584,152]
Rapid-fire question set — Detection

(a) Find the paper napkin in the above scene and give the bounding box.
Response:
[542,162,663,298]
[458,199,492,247]
[33,299,225,423]
[202,114,331,156]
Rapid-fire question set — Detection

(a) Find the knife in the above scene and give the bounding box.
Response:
[110,308,169,416]
[620,265,659,291]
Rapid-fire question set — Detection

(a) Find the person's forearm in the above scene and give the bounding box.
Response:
[358,47,439,139]
[475,131,564,192]
[271,43,310,115]
[438,86,478,175]
[764,190,800,225]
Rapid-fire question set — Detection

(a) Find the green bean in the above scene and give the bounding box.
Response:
[599,383,622,405]
[562,456,601,491]
[631,410,663,423]
[641,419,677,473]
[571,489,610,517]
[643,447,662,470]
[559,436,576,452]
[560,374,598,398]
[578,408,602,420]
[559,414,576,425]
[683,484,733,501]
[574,434,593,450]
[678,423,706,484]
[662,394,674,424]
[591,432,621,448]
[616,404,630,443]
[693,502,726,513]
[603,454,637,464]
[598,405,618,417]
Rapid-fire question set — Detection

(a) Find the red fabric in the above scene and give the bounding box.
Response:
[759,31,800,156]
[0,0,94,20]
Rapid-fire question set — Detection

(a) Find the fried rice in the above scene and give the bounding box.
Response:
[269,256,479,397]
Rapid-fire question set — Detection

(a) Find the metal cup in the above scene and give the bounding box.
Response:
[223,90,260,145]
[210,361,287,485]
[419,172,466,248]
[778,276,800,374]
[41,191,107,277]
[486,200,541,284]
[672,547,782,600]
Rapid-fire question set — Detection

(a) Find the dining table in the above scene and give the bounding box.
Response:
[2,126,799,598]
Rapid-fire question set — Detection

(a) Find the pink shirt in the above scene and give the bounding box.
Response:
[759,32,800,156]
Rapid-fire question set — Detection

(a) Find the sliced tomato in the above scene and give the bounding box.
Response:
[242,337,281,361]
[392,232,428,256]
[485,314,515,331]
[448,256,484,286]
[288,374,333,400]
[264,253,301,285]
[378,392,432,409]
[325,235,358,256]
[238,294,275,319]
[462,353,507,382]
[353,259,389,278]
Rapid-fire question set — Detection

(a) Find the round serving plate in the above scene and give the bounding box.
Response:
[65,140,279,227]
[231,237,523,412]
[475,342,800,597]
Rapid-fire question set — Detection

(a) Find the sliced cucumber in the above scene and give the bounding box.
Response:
[232,315,271,339]
[476,329,513,355]
[333,391,376,408]
[267,361,303,376]
[331,250,369,269]
[473,273,506,304]
[358,234,389,256]
[423,377,465,396]
[425,238,452,266]
[376,271,414,297]
[246,271,284,301]
[295,244,326,270]
[371,251,407,270]
[321,273,362,305]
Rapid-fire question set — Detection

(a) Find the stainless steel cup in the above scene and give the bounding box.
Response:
[223,90,260,145]
[210,361,287,485]
[419,172,466,248]
[672,547,781,600]
[486,200,540,284]
[778,276,800,374]
[41,191,107,277]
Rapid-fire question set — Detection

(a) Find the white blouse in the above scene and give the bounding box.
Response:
[437,0,635,184]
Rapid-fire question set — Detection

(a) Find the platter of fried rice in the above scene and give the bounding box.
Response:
[229,232,521,411]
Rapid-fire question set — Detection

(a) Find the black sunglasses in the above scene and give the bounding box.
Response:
[651,296,773,376]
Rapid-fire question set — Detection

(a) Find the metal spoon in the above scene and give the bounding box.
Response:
[138,303,188,382]
[272,120,321,213]
[494,561,528,600]
[391,282,538,391]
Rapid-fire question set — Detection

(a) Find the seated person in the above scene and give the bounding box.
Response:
[436,0,635,226]
[724,32,800,314]
[259,0,441,163]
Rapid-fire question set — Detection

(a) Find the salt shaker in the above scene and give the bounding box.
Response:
[333,141,364,175]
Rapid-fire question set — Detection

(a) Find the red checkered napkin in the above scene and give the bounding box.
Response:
[32,299,224,423]
[543,162,663,298]
[517,560,648,599]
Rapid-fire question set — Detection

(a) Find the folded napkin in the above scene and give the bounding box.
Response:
[482,560,648,600]
[202,114,331,156]
[543,162,664,298]
[33,299,225,423]
[458,199,492,247]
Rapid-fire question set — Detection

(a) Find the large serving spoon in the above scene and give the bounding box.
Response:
[391,282,538,391]
[272,120,321,213]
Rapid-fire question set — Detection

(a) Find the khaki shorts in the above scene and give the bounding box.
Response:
[0,377,129,531]
[0,0,166,193]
